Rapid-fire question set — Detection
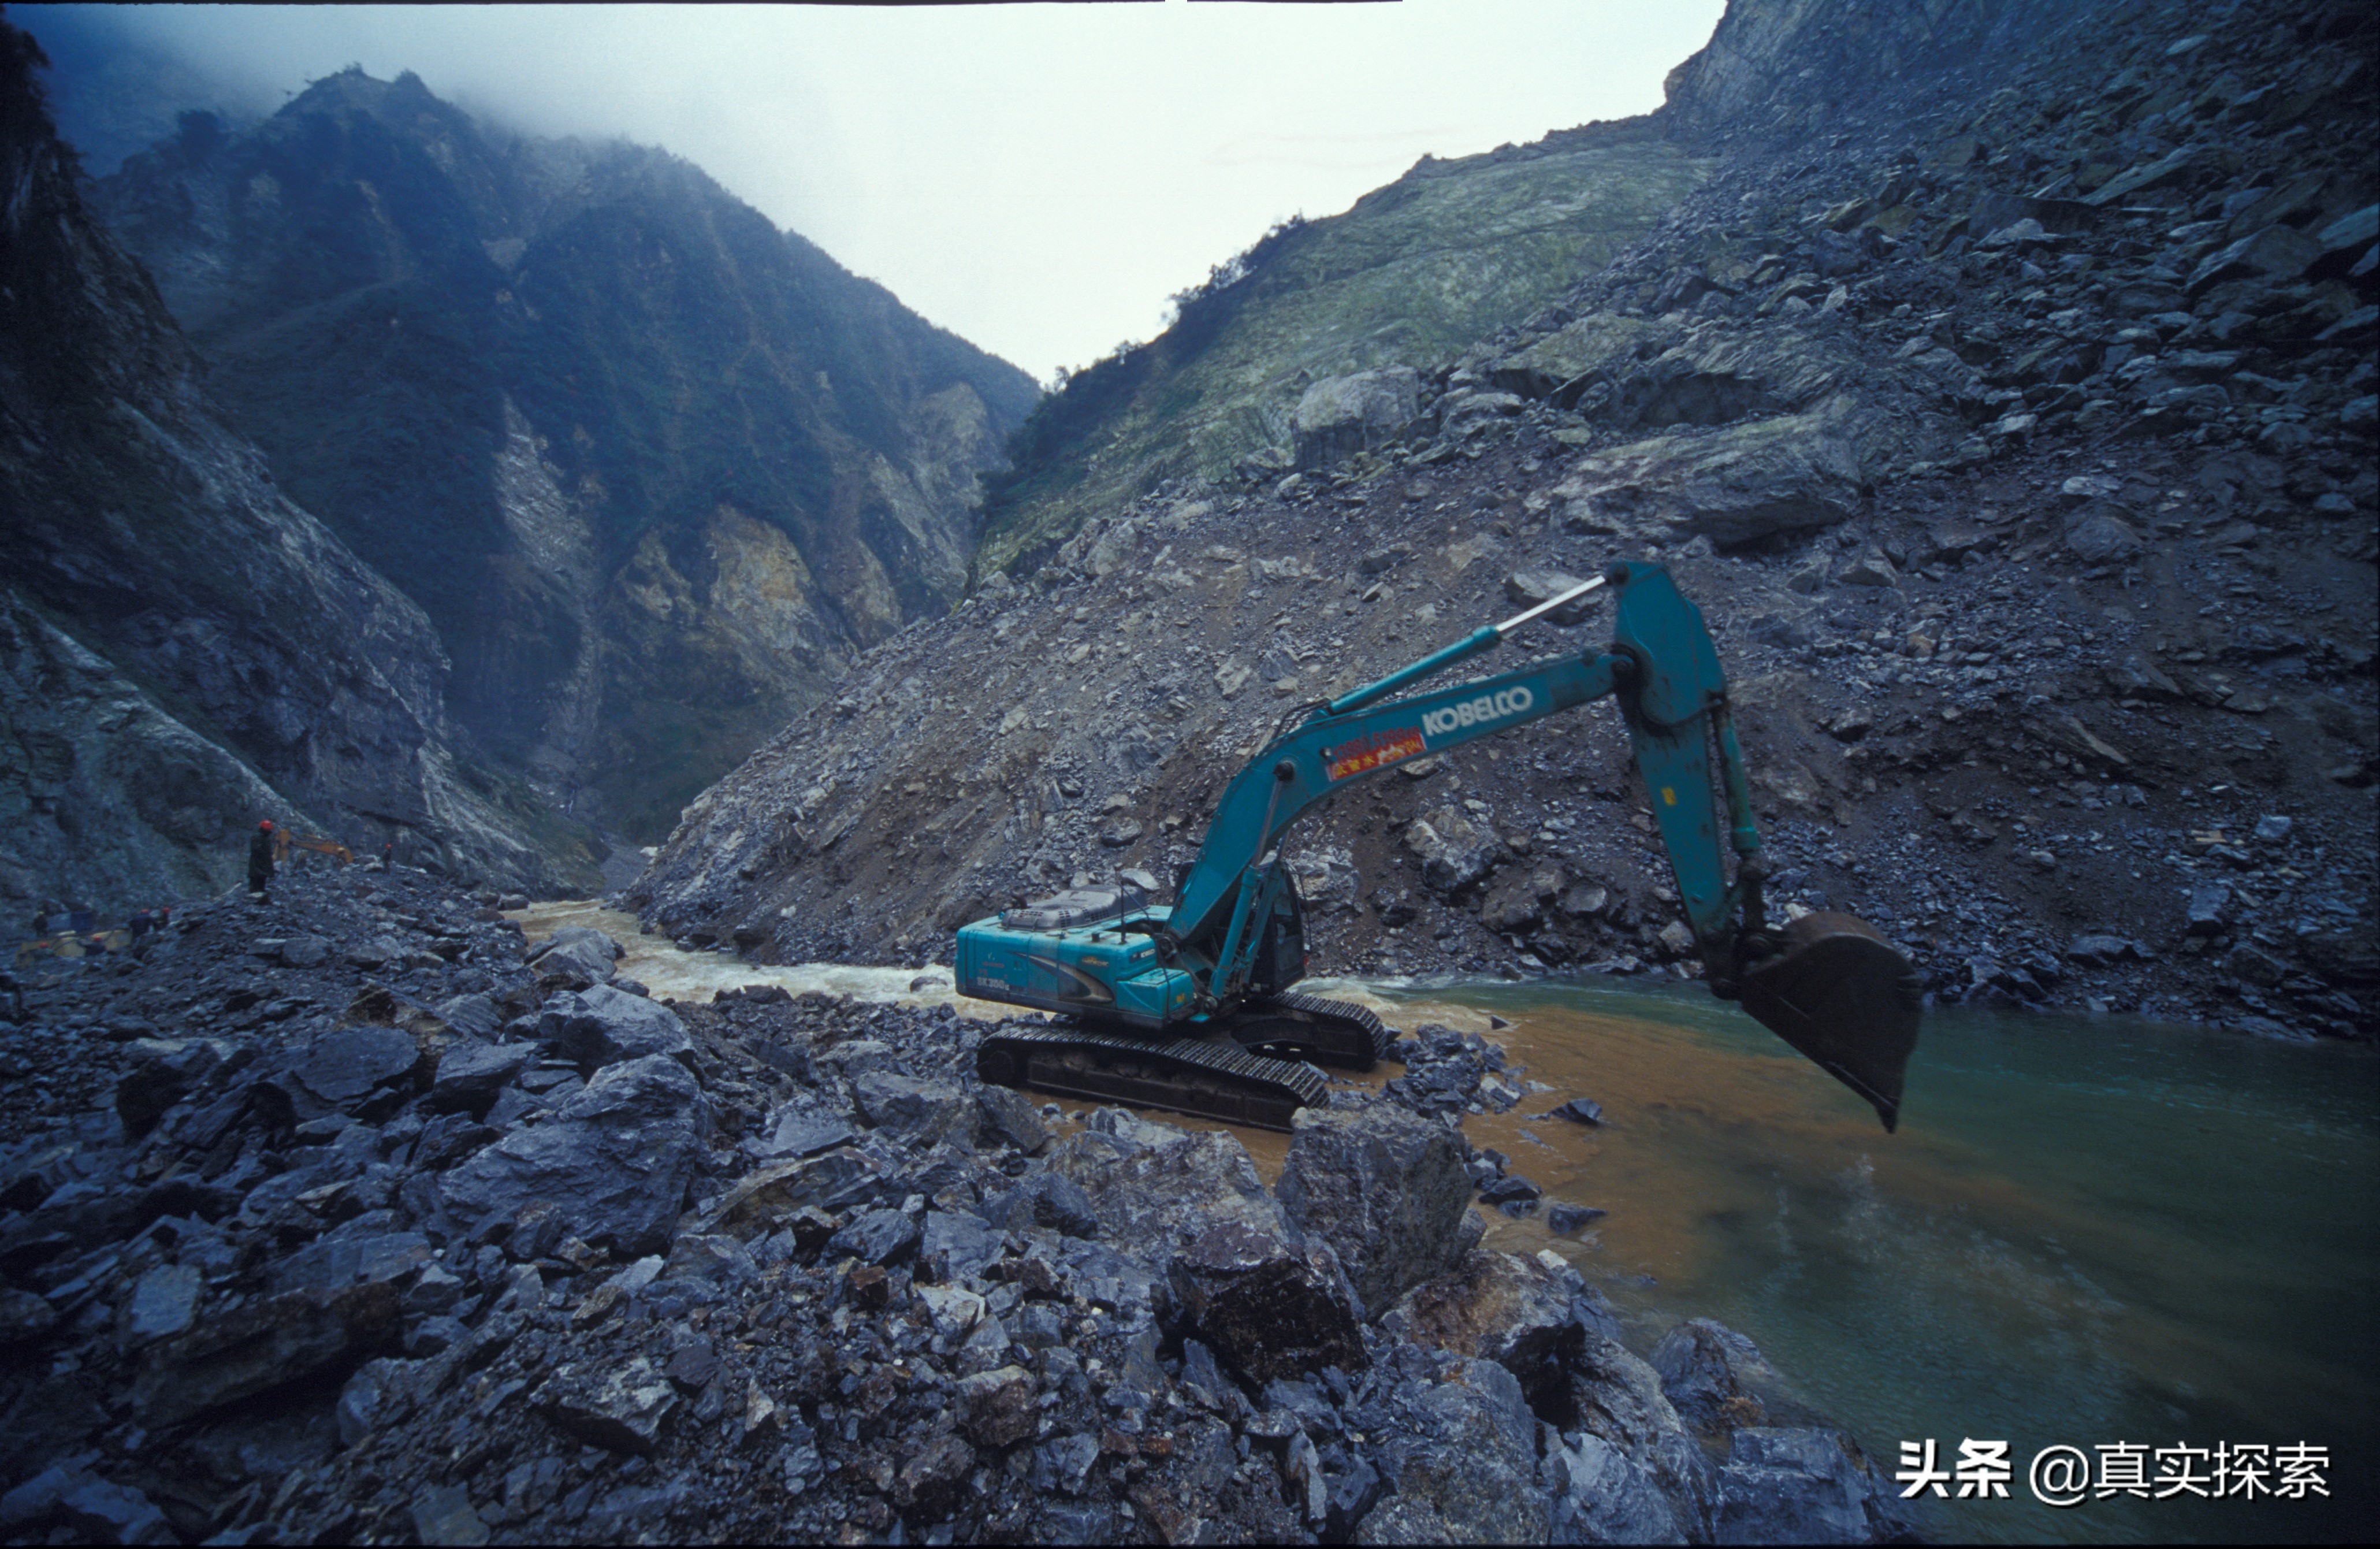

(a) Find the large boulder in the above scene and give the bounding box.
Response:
[114,1037,233,1136]
[438,1055,705,1257]
[1503,567,1601,626]
[1047,1127,1365,1380]
[1293,369,1423,471]
[2056,511,2151,566]
[1384,1249,1585,1416]
[983,1171,1099,1238]
[1712,1427,1903,1544]
[689,1148,885,1238]
[1435,388,1525,440]
[536,1357,678,1457]
[1274,1105,1475,1314]
[955,1365,1039,1448]
[530,925,624,967]
[2185,222,2323,296]
[433,992,503,1039]
[920,1209,1004,1283]
[973,1085,1048,1153]
[127,1231,430,1424]
[825,1208,923,1266]
[1478,871,1548,935]
[282,1024,426,1117]
[1170,1220,1367,1384]
[0,1467,174,1546]
[1548,1430,1700,1544]
[1403,806,1499,894]
[1650,1318,1822,1437]
[529,930,620,990]
[1355,1357,1549,1544]
[2062,500,2144,564]
[1551,398,1882,547]
[1489,313,1675,401]
[854,1072,977,1146]
[430,1042,537,1120]
[1045,1125,1280,1249]
[538,984,693,1073]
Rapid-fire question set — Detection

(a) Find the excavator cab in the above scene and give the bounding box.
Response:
[1246,877,1308,998]
[964,562,1922,1134]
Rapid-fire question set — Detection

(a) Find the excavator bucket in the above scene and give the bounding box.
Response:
[1736,911,1922,1132]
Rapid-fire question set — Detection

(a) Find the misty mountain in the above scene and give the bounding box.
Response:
[1,23,599,909]
[88,68,1039,838]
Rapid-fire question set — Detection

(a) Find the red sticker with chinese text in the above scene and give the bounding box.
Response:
[1326,727,1426,782]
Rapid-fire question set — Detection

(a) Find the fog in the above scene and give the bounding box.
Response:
[20,1,1723,383]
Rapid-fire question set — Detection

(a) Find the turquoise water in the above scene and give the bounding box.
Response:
[1379,978,2379,1545]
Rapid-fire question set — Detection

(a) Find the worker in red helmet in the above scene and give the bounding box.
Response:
[248,819,276,902]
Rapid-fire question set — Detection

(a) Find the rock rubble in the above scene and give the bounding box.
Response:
[635,0,2374,1045]
[0,865,1912,1543]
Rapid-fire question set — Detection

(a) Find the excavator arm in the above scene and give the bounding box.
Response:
[962,563,1921,1131]
[1170,564,1769,985]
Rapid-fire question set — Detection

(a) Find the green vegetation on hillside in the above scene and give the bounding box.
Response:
[977,124,1709,573]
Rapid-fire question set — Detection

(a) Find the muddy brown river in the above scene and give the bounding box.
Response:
[518,903,2377,1544]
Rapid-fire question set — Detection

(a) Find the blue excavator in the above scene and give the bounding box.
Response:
[958,563,1921,1132]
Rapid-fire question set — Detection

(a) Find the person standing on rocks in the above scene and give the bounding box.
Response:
[248,819,276,902]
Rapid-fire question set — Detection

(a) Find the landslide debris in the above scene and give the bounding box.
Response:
[0,865,1913,1544]
[637,0,2376,1042]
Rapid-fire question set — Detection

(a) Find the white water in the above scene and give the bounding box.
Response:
[509,900,1013,1016]
[510,902,1498,1037]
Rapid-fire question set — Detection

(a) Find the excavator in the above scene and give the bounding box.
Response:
[958,562,1922,1134]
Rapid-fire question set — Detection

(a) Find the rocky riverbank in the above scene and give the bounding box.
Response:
[1,864,1919,1544]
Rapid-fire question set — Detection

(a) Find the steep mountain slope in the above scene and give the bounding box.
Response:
[0,24,598,910]
[87,68,1038,837]
[637,0,2377,1041]
[976,121,1708,574]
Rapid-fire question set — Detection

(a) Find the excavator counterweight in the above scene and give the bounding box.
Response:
[958,563,1921,1132]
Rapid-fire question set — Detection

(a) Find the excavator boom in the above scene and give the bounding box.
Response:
[960,563,1921,1131]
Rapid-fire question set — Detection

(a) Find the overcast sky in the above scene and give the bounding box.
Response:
[25,1,1724,384]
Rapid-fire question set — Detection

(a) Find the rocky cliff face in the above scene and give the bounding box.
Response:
[1,25,598,911]
[638,0,2377,1041]
[88,69,1039,837]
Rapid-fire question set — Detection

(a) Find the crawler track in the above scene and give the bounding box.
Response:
[976,1021,1329,1131]
[1229,990,1393,1069]
[975,990,1392,1130]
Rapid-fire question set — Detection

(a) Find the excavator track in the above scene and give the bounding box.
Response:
[1228,991,1392,1070]
[976,1021,1330,1132]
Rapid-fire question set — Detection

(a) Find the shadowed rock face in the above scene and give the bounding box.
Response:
[90,68,1039,838]
[1275,1104,1477,1314]
[1661,0,2091,144]
[1,31,596,907]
